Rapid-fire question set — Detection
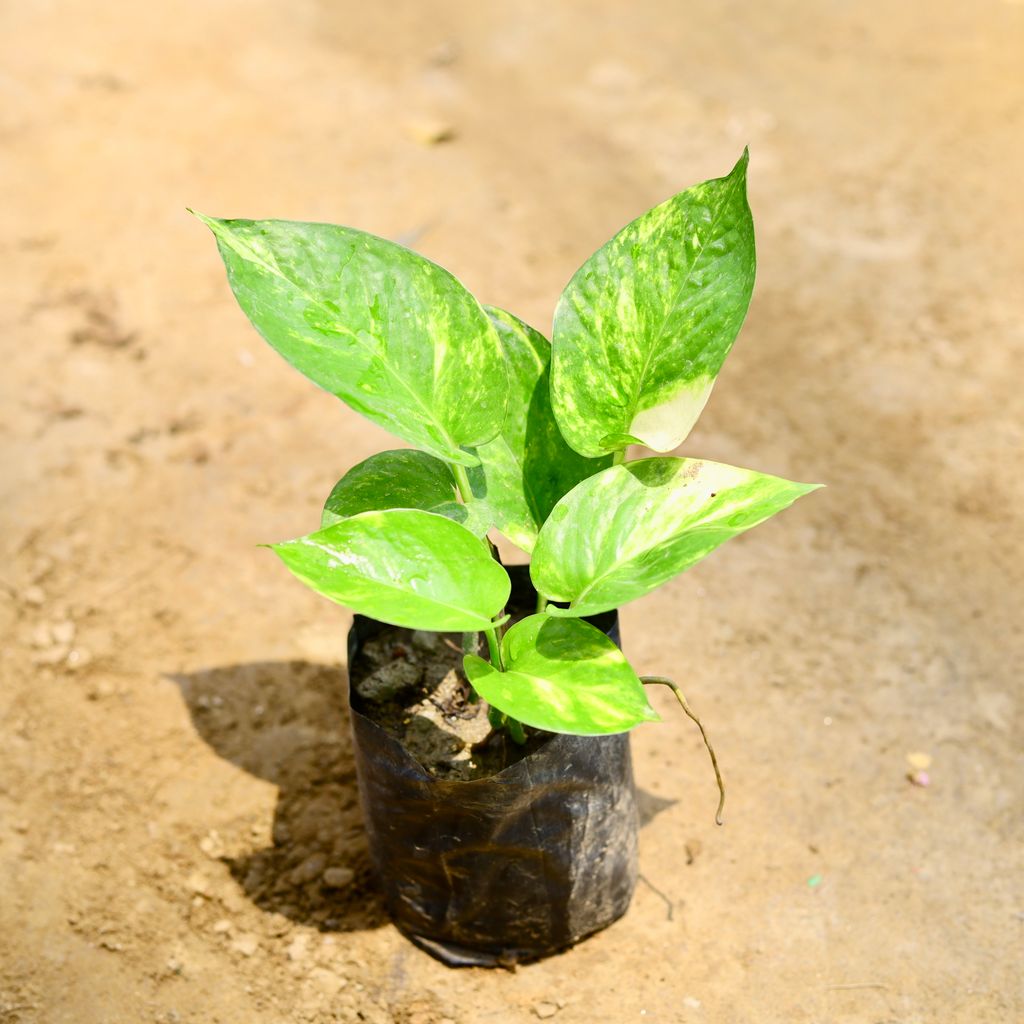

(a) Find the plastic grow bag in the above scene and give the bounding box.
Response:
[346,566,639,966]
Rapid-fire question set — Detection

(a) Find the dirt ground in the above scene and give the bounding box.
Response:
[2,1,1022,1021]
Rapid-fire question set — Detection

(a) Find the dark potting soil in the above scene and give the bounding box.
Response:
[348,626,547,781]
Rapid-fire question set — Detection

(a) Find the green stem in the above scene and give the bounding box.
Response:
[447,459,527,742]
[452,463,473,504]
[535,589,549,614]
[611,448,626,466]
[484,623,503,669]
[505,718,527,745]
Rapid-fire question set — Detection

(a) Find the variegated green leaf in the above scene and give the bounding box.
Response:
[321,450,493,538]
[432,499,494,539]
[551,151,755,457]
[464,308,610,551]
[531,457,820,617]
[463,615,658,735]
[321,449,457,527]
[194,214,507,465]
[272,509,510,631]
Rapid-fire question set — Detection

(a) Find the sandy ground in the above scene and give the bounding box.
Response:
[2,1,1022,1021]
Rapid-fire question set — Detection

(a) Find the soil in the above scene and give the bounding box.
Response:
[2,2,1023,1023]
[349,625,546,781]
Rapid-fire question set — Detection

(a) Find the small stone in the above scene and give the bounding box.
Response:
[186,871,211,896]
[231,933,259,957]
[211,919,232,934]
[65,647,93,670]
[308,966,346,997]
[199,831,225,858]
[322,866,355,889]
[682,996,702,1009]
[21,585,45,606]
[534,1003,559,1019]
[165,957,183,975]
[286,933,310,961]
[290,852,327,885]
[51,619,76,645]
[33,645,69,666]
[906,751,932,770]
[86,679,116,700]
[405,118,456,146]
[264,912,292,937]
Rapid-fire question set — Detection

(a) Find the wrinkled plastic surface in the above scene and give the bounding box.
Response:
[347,567,639,966]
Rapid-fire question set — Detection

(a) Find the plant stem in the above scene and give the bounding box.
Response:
[505,717,527,745]
[447,459,527,741]
[611,448,626,466]
[641,676,726,826]
[483,623,503,669]
[535,589,548,614]
[452,463,473,504]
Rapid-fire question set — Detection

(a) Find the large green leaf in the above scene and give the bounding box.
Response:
[551,151,755,457]
[321,449,457,526]
[531,457,820,617]
[463,615,658,735]
[194,214,507,465]
[464,308,610,551]
[272,509,510,631]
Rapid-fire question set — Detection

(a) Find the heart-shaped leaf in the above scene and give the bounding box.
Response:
[531,457,820,617]
[551,151,755,457]
[195,214,507,465]
[464,308,610,551]
[322,450,493,538]
[321,449,458,527]
[463,615,658,735]
[272,509,510,631]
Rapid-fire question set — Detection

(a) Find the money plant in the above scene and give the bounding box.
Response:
[193,151,818,813]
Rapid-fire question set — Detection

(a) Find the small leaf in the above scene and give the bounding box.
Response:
[321,449,457,527]
[463,615,658,735]
[551,151,755,457]
[531,457,820,617]
[272,509,510,631]
[194,214,507,465]
[465,308,610,551]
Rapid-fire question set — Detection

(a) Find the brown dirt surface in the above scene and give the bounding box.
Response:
[2,2,1022,1022]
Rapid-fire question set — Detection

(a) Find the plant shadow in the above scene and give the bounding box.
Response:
[169,660,388,933]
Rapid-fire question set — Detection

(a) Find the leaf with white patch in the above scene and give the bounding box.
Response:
[531,457,820,617]
[272,509,510,631]
[195,214,507,465]
[464,308,610,551]
[551,151,755,457]
[463,615,658,735]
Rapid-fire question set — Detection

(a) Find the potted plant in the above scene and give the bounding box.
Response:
[193,150,818,966]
